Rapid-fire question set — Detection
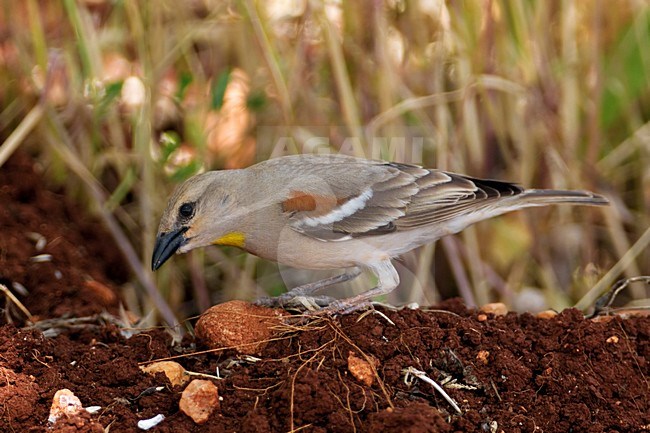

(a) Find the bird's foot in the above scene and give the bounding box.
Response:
[306,299,373,316]
[254,269,363,312]
[255,294,337,311]
[255,294,373,316]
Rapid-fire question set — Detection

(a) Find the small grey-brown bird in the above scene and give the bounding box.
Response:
[152,154,608,313]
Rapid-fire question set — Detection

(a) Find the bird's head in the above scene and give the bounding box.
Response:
[151,171,243,271]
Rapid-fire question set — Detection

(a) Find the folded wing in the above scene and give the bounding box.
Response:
[277,156,527,241]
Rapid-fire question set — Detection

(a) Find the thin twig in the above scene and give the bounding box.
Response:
[0,284,33,321]
[0,104,44,168]
[402,367,462,415]
[587,276,650,318]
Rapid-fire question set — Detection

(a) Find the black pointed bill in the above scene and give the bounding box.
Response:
[152,227,189,271]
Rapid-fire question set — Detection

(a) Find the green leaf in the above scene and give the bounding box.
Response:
[159,131,182,162]
[170,160,201,182]
[95,80,123,116]
[176,72,193,101]
[211,70,231,110]
[247,90,267,111]
[104,80,124,100]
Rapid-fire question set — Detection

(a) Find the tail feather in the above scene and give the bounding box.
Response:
[519,189,609,206]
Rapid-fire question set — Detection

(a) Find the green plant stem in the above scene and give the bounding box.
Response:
[0,104,44,168]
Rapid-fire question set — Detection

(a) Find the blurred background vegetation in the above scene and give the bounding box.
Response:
[0,0,648,326]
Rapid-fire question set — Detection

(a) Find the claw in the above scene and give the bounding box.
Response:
[306,300,373,316]
[254,294,337,311]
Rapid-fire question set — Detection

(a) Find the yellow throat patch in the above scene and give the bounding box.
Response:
[212,232,246,248]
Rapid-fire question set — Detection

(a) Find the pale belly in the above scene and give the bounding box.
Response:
[264,226,446,270]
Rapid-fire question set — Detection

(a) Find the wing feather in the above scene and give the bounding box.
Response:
[272,155,524,241]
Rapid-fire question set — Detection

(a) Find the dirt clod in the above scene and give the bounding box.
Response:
[479,302,508,316]
[476,349,490,365]
[347,352,379,386]
[140,361,190,387]
[537,309,558,319]
[179,379,220,424]
[194,300,288,355]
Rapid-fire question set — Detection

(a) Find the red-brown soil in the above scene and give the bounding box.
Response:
[1,153,648,433]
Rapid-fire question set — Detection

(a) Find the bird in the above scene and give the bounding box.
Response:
[151,154,608,314]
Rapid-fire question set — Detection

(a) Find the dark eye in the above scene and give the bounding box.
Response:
[179,202,195,219]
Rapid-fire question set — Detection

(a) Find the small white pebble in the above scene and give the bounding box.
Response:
[26,232,47,251]
[12,282,29,296]
[85,406,102,414]
[30,254,53,263]
[241,355,261,363]
[138,414,165,430]
[48,389,83,424]
[36,238,47,251]
[54,270,63,279]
